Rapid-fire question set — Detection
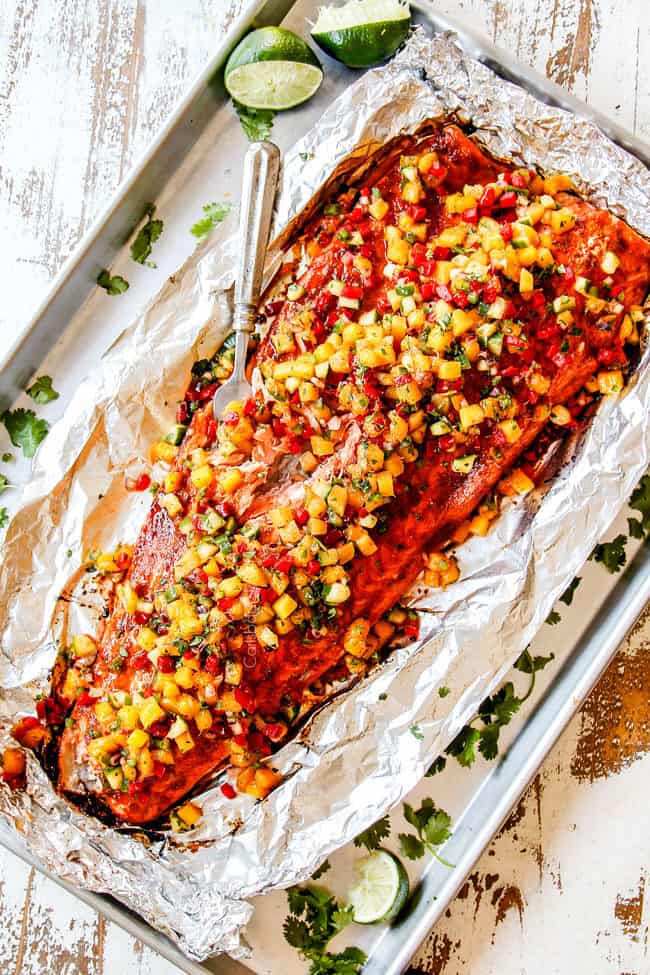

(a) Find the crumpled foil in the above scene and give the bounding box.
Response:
[1,29,650,961]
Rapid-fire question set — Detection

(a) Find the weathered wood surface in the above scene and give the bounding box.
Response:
[0,1,648,972]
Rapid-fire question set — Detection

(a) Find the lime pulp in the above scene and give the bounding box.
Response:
[347,848,410,924]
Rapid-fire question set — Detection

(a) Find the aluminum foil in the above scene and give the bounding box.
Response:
[1,29,650,961]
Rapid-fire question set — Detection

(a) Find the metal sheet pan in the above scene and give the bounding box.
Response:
[2,1,649,972]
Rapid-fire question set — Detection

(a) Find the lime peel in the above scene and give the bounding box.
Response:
[312,0,411,68]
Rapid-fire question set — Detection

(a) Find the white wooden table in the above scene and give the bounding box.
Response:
[0,1,649,972]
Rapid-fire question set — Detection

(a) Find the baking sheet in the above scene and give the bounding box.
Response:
[1,5,648,972]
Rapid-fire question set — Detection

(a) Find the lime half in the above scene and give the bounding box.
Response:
[347,848,410,924]
[312,0,411,68]
[225,26,323,110]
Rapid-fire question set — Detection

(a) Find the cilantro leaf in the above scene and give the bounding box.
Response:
[625,475,650,540]
[26,375,59,404]
[410,723,424,740]
[546,608,561,625]
[422,808,452,847]
[130,204,163,267]
[628,516,644,539]
[283,915,312,950]
[0,507,8,529]
[97,269,129,295]
[559,576,581,606]
[479,682,521,726]
[426,755,447,777]
[353,813,390,851]
[2,409,49,458]
[311,859,331,880]
[234,100,275,141]
[0,473,8,494]
[399,799,453,866]
[438,686,450,698]
[592,534,628,574]
[190,201,232,240]
[477,723,501,761]
[629,473,650,525]
[514,649,554,675]
[446,725,481,767]
[398,833,425,860]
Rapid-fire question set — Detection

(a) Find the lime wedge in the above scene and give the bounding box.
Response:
[225,26,323,110]
[312,0,411,68]
[347,848,410,924]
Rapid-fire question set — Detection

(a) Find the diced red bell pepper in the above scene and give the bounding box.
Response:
[294,506,309,526]
[198,383,217,402]
[157,655,175,674]
[126,473,151,492]
[204,654,221,676]
[307,558,321,576]
[409,243,427,266]
[221,782,236,799]
[598,346,626,366]
[234,686,255,712]
[464,207,479,225]
[479,186,496,208]
[409,205,427,221]
[421,282,435,300]
[497,190,518,208]
[341,284,363,299]
[176,401,189,424]
[148,720,171,738]
[433,246,451,260]
[262,722,286,742]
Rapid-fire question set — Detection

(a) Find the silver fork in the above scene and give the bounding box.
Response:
[213,140,281,419]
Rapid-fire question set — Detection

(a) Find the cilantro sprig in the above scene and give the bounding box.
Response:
[628,473,650,539]
[398,799,453,865]
[190,201,232,240]
[234,100,275,141]
[130,203,164,267]
[26,375,59,404]
[429,649,554,774]
[591,533,628,574]
[97,269,129,295]
[2,408,49,458]
[283,885,365,975]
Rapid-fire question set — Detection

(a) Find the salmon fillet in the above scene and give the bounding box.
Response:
[39,124,649,825]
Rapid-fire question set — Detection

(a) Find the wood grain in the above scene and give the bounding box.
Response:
[0,1,648,973]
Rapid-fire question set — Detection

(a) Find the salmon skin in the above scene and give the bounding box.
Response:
[42,124,650,826]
